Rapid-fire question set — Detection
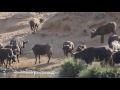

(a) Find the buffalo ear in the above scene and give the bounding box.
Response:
[91,30,95,34]
[91,29,96,33]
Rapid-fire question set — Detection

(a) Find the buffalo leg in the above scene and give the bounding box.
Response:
[17,54,19,63]
[1,59,5,66]
[70,51,74,57]
[35,55,37,64]
[105,55,113,66]
[32,26,36,34]
[5,60,8,68]
[3,60,5,66]
[109,57,114,66]
[12,60,13,63]
[113,61,115,66]
[31,26,34,31]
[39,55,40,63]
[0,59,3,65]
[30,26,33,33]
[66,52,68,58]
[47,53,51,64]
[30,26,32,31]
[64,51,68,58]
[0,59,1,67]
[35,24,38,31]
[50,51,52,57]
[8,60,11,66]
[20,48,22,54]
[64,52,66,58]
[101,35,104,43]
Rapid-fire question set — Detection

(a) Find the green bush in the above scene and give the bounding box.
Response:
[58,57,120,78]
[58,57,87,78]
[78,63,120,78]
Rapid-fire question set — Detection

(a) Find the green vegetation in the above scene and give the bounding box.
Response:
[58,57,86,78]
[78,63,120,78]
[59,58,120,78]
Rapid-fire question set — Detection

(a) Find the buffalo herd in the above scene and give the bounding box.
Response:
[0,21,120,68]
[63,22,120,66]
[0,36,29,67]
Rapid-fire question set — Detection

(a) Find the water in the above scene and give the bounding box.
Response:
[0,70,58,78]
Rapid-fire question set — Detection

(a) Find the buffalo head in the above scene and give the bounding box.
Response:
[63,45,70,51]
[76,45,87,52]
[23,40,29,48]
[91,29,97,38]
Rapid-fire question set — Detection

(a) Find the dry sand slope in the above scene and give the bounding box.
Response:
[0,12,120,71]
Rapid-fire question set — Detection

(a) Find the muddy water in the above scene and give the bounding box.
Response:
[0,70,58,78]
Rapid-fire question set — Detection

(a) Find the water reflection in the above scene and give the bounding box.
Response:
[0,70,58,78]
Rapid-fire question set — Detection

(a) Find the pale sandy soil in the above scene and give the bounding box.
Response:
[0,12,120,74]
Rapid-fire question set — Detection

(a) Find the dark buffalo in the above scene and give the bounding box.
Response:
[0,48,16,68]
[10,36,29,54]
[39,18,44,23]
[76,45,87,52]
[108,34,120,52]
[29,18,44,34]
[72,46,113,66]
[62,41,74,58]
[113,51,120,65]
[29,19,39,33]
[32,44,52,64]
[5,44,20,62]
[91,22,117,43]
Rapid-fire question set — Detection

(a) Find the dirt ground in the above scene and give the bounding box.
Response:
[0,12,120,72]
[0,12,64,72]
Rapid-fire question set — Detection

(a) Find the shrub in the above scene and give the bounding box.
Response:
[78,63,120,78]
[58,57,86,78]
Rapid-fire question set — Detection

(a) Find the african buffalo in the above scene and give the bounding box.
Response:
[10,36,29,54]
[108,34,120,52]
[72,46,113,66]
[32,44,52,64]
[113,51,120,65]
[29,18,44,34]
[62,41,74,58]
[5,44,20,62]
[91,22,117,43]
[0,48,16,68]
